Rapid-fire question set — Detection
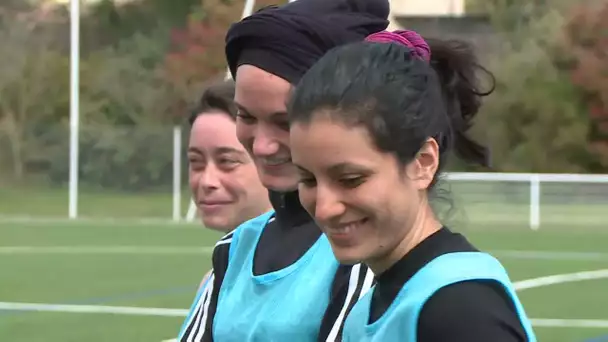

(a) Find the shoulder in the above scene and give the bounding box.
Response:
[198,270,213,290]
[212,230,235,260]
[213,211,274,254]
[242,210,276,232]
[228,210,276,239]
[318,264,376,342]
[211,211,275,268]
[417,281,528,342]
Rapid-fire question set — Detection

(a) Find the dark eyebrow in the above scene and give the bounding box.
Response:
[294,164,316,178]
[215,147,246,157]
[234,102,249,114]
[294,162,367,174]
[187,146,204,155]
[234,102,287,119]
[327,163,350,173]
[294,164,310,173]
[270,112,288,120]
[187,146,245,156]
[327,162,369,175]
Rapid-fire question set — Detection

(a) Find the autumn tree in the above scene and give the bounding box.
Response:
[80,0,201,53]
[560,1,608,170]
[470,1,593,172]
[163,0,288,120]
[0,8,69,181]
[48,33,180,190]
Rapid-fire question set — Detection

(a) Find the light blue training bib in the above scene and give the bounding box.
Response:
[343,252,537,342]
[213,211,340,342]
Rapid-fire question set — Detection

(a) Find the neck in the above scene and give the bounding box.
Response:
[268,190,312,227]
[368,198,441,275]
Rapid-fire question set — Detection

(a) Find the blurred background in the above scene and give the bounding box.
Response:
[0,0,607,341]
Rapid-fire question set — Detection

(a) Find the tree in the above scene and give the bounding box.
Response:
[473,6,593,172]
[466,0,571,28]
[560,1,608,170]
[163,0,288,117]
[82,33,174,126]
[0,10,70,181]
[80,0,202,53]
[50,33,180,190]
[163,18,227,113]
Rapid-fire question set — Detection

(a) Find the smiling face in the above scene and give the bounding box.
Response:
[188,111,270,232]
[234,65,299,192]
[291,116,439,273]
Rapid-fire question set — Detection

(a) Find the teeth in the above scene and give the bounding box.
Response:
[335,220,363,233]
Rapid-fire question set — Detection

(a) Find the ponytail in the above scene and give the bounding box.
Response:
[426,38,495,168]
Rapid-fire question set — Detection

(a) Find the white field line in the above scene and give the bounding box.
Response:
[2,246,607,261]
[0,215,197,226]
[491,250,608,261]
[2,254,608,331]
[0,302,188,316]
[1,301,607,329]
[529,318,608,328]
[513,270,608,328]
[514,269,608,291]
[0,246,214,255]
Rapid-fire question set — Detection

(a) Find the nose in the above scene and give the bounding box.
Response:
[314,185,346,224]
[199,164,221,191]
[252,126,280,157]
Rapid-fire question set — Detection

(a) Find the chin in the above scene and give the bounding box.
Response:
[336,256,362,266]
[331,248,364,266]
[202,218,232,233]
[260,174,299,193]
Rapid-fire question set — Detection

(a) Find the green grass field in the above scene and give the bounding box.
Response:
[1,221,607,342]
[0,185,194,219]
[1,184,608,341]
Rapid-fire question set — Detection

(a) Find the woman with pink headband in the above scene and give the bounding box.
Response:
[288,30,537,341]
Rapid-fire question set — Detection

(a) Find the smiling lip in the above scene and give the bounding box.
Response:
[198,201,231,212]
[262,162,287,169]
[327,218,367,246]
[257,158,291,169]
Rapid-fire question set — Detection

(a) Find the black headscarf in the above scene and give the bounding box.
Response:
[225,0,390,84]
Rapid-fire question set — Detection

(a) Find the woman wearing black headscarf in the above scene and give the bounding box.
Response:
[178,1,389,341]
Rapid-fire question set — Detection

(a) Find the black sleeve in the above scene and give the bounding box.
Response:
[318,264,376,342]
[181,234,232,342]
[417,281,528,342]
[200,236,231,342]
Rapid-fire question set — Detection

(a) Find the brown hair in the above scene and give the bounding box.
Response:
[189,79,237,125]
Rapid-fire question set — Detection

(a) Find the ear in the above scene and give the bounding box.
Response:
[404,138,440,190]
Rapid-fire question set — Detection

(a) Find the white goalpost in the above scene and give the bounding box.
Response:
[68,0,80,219]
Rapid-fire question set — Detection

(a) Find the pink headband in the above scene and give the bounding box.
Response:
[365,30,431,62]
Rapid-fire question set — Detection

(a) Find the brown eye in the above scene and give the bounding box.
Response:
[236,109,256,124]
[189,159,205,172]
[274,120,290,132]
[339,176,364,188]
[299,177,317,188]
[217,158,240,171]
